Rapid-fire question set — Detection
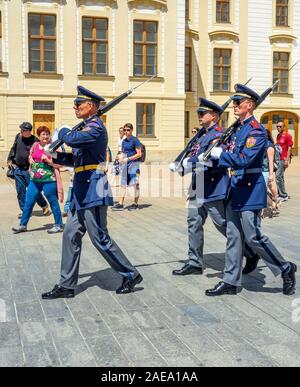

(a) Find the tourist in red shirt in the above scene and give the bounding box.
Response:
[276,121,293,201]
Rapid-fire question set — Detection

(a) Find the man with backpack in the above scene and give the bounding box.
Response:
[276,121,293,202]
[111,123,142,211]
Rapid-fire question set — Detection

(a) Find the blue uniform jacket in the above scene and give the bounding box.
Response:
[54,117,113,210]
[187,123,229,203]
[219,116,268,211]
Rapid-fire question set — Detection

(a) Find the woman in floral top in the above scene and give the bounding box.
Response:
[12,126,63,234]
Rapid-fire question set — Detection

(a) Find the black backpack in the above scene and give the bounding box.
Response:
[139,142,146,162]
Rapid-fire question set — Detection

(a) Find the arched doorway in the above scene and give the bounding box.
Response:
[261,111,299,156]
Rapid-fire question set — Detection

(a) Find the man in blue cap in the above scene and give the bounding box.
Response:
[205,84,297,296]
[41,86,143,298]
[172,98,258,276]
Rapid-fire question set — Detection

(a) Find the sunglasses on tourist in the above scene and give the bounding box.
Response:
[123,129,132,132]
[277,125,284,128]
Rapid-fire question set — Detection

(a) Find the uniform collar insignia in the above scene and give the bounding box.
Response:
[239,115,254,126]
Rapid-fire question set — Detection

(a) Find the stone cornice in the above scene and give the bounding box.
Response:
[269,33,297,44]
[208,29,239,42]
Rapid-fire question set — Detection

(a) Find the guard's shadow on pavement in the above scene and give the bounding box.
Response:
[203,253,282,294]
[76,268,144,294]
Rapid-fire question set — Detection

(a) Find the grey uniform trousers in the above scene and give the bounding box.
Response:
[223,202,289,286]
[187,199,259,269]
[59,206,138,289]
[187,199,228,269]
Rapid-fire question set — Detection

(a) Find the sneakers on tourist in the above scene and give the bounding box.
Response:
[42,207,51,216]
[127,203,139,211]
[278,196,288,202]
[12,225,27,234]
[47,225,64,234]
[111,203,124,211]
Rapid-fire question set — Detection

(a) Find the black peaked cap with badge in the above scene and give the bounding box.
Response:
[197,98,224,115]
[74,85,105,104]
[231,84,261,104]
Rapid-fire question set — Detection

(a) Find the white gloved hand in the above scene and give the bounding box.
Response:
[197,153,213,167]
[198,153,205,162]
[44,144,58,159]
[210,146,223,160]
[169,162,183,173]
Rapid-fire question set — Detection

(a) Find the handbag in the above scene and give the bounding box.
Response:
[6,165,15,179]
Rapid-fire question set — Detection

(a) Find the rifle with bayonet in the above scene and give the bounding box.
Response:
[49,74,156,152]
[170,78,252,175]
[201,80,279,162]
[202,59,300,161]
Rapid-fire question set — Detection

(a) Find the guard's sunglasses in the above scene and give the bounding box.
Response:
[198,111,211,117]
[232,98,247,106]
[74,101,87,108]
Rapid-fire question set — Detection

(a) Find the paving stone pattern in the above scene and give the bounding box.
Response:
[0,160,300,367]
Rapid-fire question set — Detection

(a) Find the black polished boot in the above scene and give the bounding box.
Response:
[172,263,203,276]
[42,284,75,299]
[116,274,143,294]
[282,263,297,296]
[242,255,260,275]
[205,281,237,297]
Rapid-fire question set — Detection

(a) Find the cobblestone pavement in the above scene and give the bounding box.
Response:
[0,160,300,367]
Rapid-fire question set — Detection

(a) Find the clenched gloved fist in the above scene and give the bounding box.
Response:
[210,147,223,160]
[197,153,213,167]
[44,144,58,159]
[169,162,183,173]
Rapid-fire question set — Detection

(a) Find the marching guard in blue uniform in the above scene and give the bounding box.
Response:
[42,86,142,299]
[206,84,297,296]
[172,98,258,275]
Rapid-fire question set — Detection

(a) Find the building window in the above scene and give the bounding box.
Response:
[136,103,155,136]
[82,17,108,75]
[0,11,2,72]
[216,0,230,23]
[33,101,55,110]
[273,52,289,94]
[185,0,190,20]
[185,111,190,138]
[185,47,192,91]
[28,13,56,73]
[213,48,231,92]
[276,0,289,27]
[134,20,157,77]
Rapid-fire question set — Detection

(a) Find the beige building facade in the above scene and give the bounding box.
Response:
[0,0,300,162]
[186,0,300,156]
